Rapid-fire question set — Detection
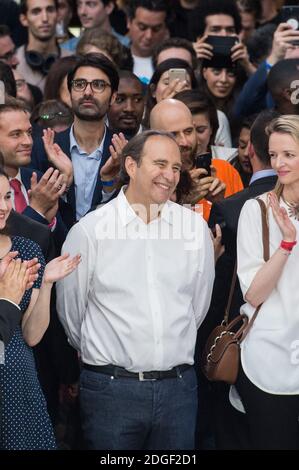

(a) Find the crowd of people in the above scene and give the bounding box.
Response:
[0,0,298,451]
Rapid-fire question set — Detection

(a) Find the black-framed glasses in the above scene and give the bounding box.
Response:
[71,78,111,93]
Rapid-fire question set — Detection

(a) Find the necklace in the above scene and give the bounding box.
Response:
[282,195,299,221]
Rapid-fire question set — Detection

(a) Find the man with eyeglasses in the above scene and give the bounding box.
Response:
[0,25,19,69]
[31,53,123,227]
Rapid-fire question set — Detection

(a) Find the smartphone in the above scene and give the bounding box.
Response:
[202,35,239,68]
[195,152,212,176]
[281,6,299,45]
[168,68,187,84]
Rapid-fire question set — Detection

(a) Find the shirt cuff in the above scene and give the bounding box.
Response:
[0,298,21,310]
[102,187,117,202]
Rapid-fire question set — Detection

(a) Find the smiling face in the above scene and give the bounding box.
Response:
[0,175,12,230]
[70,65,115,121]
[126,135,182,208]
[0,110,33,175]
[203,67,236,99]
[269,132,299,187]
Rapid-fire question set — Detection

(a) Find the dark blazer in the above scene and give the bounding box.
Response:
[201,175,277,342]
[19,167,67,251]
[8,210,54,261]
[0,300,22,346]
[30,126,114,227]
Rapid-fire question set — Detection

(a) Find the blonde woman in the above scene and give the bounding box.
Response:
[235,115,299,449]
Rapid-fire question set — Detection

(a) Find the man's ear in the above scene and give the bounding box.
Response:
[247,141,254,160]
[283,87,293,101]
[110,91,117,106]
[19,13,28,28]
[125,156,137,179]
[105,1,115,17]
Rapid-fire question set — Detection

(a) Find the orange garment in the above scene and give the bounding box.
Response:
[195,158,244,221]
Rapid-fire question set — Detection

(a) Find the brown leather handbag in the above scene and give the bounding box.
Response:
[202,198,269,384]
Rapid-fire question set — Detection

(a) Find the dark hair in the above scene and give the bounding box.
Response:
[0,62,16,98]
[237,0,262,17]
[120,129,177,183]
[240,113,259,131]
[246,23,276,65]
[44,56,80,102]
[76,28,133,70]
[144,58,198,127]
[31,99,73,129]
[268,59,299,96]
[0,24,11,38]
[126,0,171,22]
[199,63,245,115]
[67,53,119,93]
[196,0,242,37]
[118,69,144,92]
[250,109,281,165]
[0,96,28,116]
[174,89,219,149]
[20,0,58,15]
[152,37,198,70]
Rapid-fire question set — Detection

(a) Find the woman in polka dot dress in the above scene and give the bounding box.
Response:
[0,168,81,450]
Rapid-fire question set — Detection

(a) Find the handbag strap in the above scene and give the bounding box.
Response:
[223,262,237,324]
[240,197,269,341]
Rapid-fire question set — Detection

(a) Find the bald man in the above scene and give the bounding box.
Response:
[150,99,225,205]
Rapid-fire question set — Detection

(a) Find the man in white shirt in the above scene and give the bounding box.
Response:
[57,129,215,450]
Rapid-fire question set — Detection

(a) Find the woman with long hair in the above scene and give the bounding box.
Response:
[235,115,299,449]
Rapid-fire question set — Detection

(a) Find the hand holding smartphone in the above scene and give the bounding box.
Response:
[168,68,187,84]
[195,152,212,176]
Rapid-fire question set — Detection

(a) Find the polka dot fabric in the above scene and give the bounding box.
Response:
[0,237,56,450]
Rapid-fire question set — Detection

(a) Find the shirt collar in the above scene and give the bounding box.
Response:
[117,186,174,227]
[8,170,22,184]
[70,124,107,157]
[249,169,276,185]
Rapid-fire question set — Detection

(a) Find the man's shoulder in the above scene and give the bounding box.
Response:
[77,197,118,229]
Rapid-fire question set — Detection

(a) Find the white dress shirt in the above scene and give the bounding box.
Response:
[237,193,299,394]
[56,187,214,372]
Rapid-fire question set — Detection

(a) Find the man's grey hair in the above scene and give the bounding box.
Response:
[120,129,177,183]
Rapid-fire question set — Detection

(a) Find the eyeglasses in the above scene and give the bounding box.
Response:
[39,111,70,121]
[71,78,111,93]
[0,47,17,62]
